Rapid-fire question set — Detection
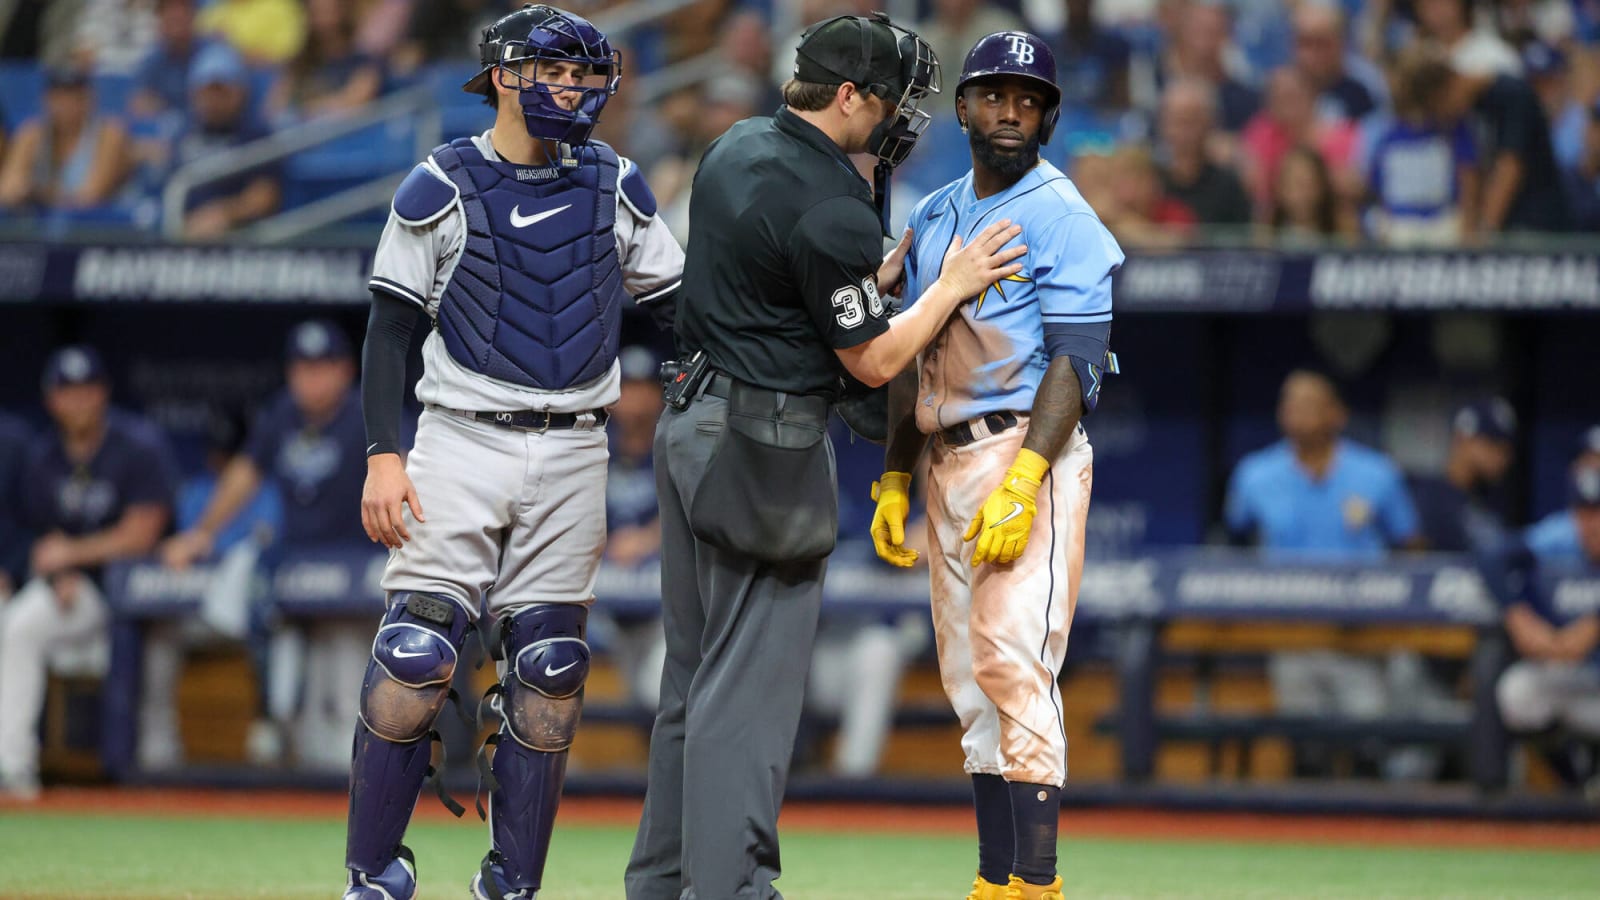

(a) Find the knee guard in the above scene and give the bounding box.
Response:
[346,592,472,877]
[360,593,472,742]
[496,603,589,751]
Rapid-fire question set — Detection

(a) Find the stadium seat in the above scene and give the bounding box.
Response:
[0,61,43,130]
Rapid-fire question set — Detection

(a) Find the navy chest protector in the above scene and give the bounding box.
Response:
[431,137,623,390]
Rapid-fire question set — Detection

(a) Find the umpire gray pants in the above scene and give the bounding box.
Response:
[625,392,826,900]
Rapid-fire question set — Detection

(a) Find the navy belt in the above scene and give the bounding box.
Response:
[432,405,608,432]
[700,371,830,423]
[940,411,1020,447]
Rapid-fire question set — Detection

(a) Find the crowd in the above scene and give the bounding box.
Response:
[2,0,1600,243]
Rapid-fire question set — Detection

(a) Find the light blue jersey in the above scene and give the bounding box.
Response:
[1224,438,1420,561]
[901,161,1123,432]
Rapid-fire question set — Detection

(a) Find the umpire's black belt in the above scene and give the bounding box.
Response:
[701,371,830,426]
[940,411,1020,447]
[430,404,608,432]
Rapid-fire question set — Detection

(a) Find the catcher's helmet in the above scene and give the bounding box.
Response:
[955,31,1061,145]
[464,4,621,146]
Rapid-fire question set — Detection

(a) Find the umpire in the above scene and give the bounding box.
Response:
[626,12,1026,899]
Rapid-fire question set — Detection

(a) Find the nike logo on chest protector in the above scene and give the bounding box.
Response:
[509,203,571,228]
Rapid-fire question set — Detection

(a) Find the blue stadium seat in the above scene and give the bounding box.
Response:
[428,62,493,141]
[93,73,135,117]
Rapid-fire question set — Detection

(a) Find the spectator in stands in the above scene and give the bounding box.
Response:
[0,346,178,801]
[1292,1,1389,125]
[130,0,205,120]
[1239,66,1361,223]
[1525,426,1600,559]
[75,0,159,75]
[266,0,384,123]
[1226,371,1422,773]
[397,0,492,68]
[0,64,132,214]
[917,0,1025,113]
[1156,1,1260,133]
[161,320,374,770]
[1413,0,1522,78]
[354,0,416,61]
[1522,42,1586,175]
[166,42,281,240]
[1156,78,1252,228]
[1366,48,1479,247]
[1097,144,1196,247]
[1495,466,1600,771]
[198,0,307,66]
[1409,398,1518,553]
[1458,64,1571,234]
[0,0,82,67]
[717,9,781,115]
[1055,0,1133,114]
[0,413,34,605]
[1493,0,1580,48]
[1267,145,1354,245]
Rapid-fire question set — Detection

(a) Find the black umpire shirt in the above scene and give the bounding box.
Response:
[676,107,892,396]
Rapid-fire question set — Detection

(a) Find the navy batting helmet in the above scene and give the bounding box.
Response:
[463,4,622,146]
[956,31,1061,145]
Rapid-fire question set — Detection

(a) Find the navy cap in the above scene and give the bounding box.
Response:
[286,320,351,361]
[1571,466,1600,508]
[1521,41,1566,77]
[619,345,658,382]
[44,65,91,89]
[794,14,906,97]
[1452,397,1516,443]
[41,345,108,390]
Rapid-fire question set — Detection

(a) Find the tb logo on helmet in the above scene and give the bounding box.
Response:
[1004,35,1035,65]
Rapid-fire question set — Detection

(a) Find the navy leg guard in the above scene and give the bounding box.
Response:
[481,603,590,894]
[345,592,471,876]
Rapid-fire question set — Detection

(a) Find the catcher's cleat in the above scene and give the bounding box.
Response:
[342,847,416,900]
[470,854,537,900]
[966,873,1010,900]
[1005,874,1063,900]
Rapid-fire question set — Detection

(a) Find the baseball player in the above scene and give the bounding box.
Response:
[869,33,1122,900]
[346,5,683,900]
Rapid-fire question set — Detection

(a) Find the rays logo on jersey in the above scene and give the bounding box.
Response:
[975,272,1031,314]
[57,471,116,530]
[279,430,341,504]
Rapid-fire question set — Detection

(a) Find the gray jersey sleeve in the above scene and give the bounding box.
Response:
[368,163,465,316]
[614,156,683,309]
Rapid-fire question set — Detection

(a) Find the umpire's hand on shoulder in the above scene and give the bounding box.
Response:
[870,471,919,567]
[964,448,1049,567]
[363,453,425,550]
[934,220,1026,300]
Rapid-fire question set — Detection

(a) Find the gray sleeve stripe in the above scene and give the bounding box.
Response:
[369,276,427,308]
[634,279,681,304]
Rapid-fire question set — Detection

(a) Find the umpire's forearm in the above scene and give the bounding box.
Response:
[882,368,926,473]
[838,280,963,386]
[363,290,419,456]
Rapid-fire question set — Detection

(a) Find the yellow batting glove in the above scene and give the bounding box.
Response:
[870,471,919,567]
[962,448,1049,567]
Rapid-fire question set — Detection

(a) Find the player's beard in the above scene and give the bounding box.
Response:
[970,128,1040,181]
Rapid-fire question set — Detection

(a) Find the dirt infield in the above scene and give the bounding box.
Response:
[9,787,1600,852]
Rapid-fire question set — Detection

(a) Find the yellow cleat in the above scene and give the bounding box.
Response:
[966,874,1010,900]
[1004,874,1064,900]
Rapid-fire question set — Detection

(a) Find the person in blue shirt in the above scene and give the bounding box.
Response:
[1409,398,1517,554]
[1495,466,1600,764]
[1224,369,1423,777]
[1524,425,1600,560]
[0,347,177,801]
[162,319,376,770]
[130,0,209,121]
[1226,370,1422,560]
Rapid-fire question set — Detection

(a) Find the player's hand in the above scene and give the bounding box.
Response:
[935,220,1025,301]
[161,529,215,570]
[363,453,425,550]
[962,448,1049,567]
[876,228,914,298]
[870,471,919,567]
[30,533,77,579]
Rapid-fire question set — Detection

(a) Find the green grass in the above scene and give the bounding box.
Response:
[2,812,1597,899]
